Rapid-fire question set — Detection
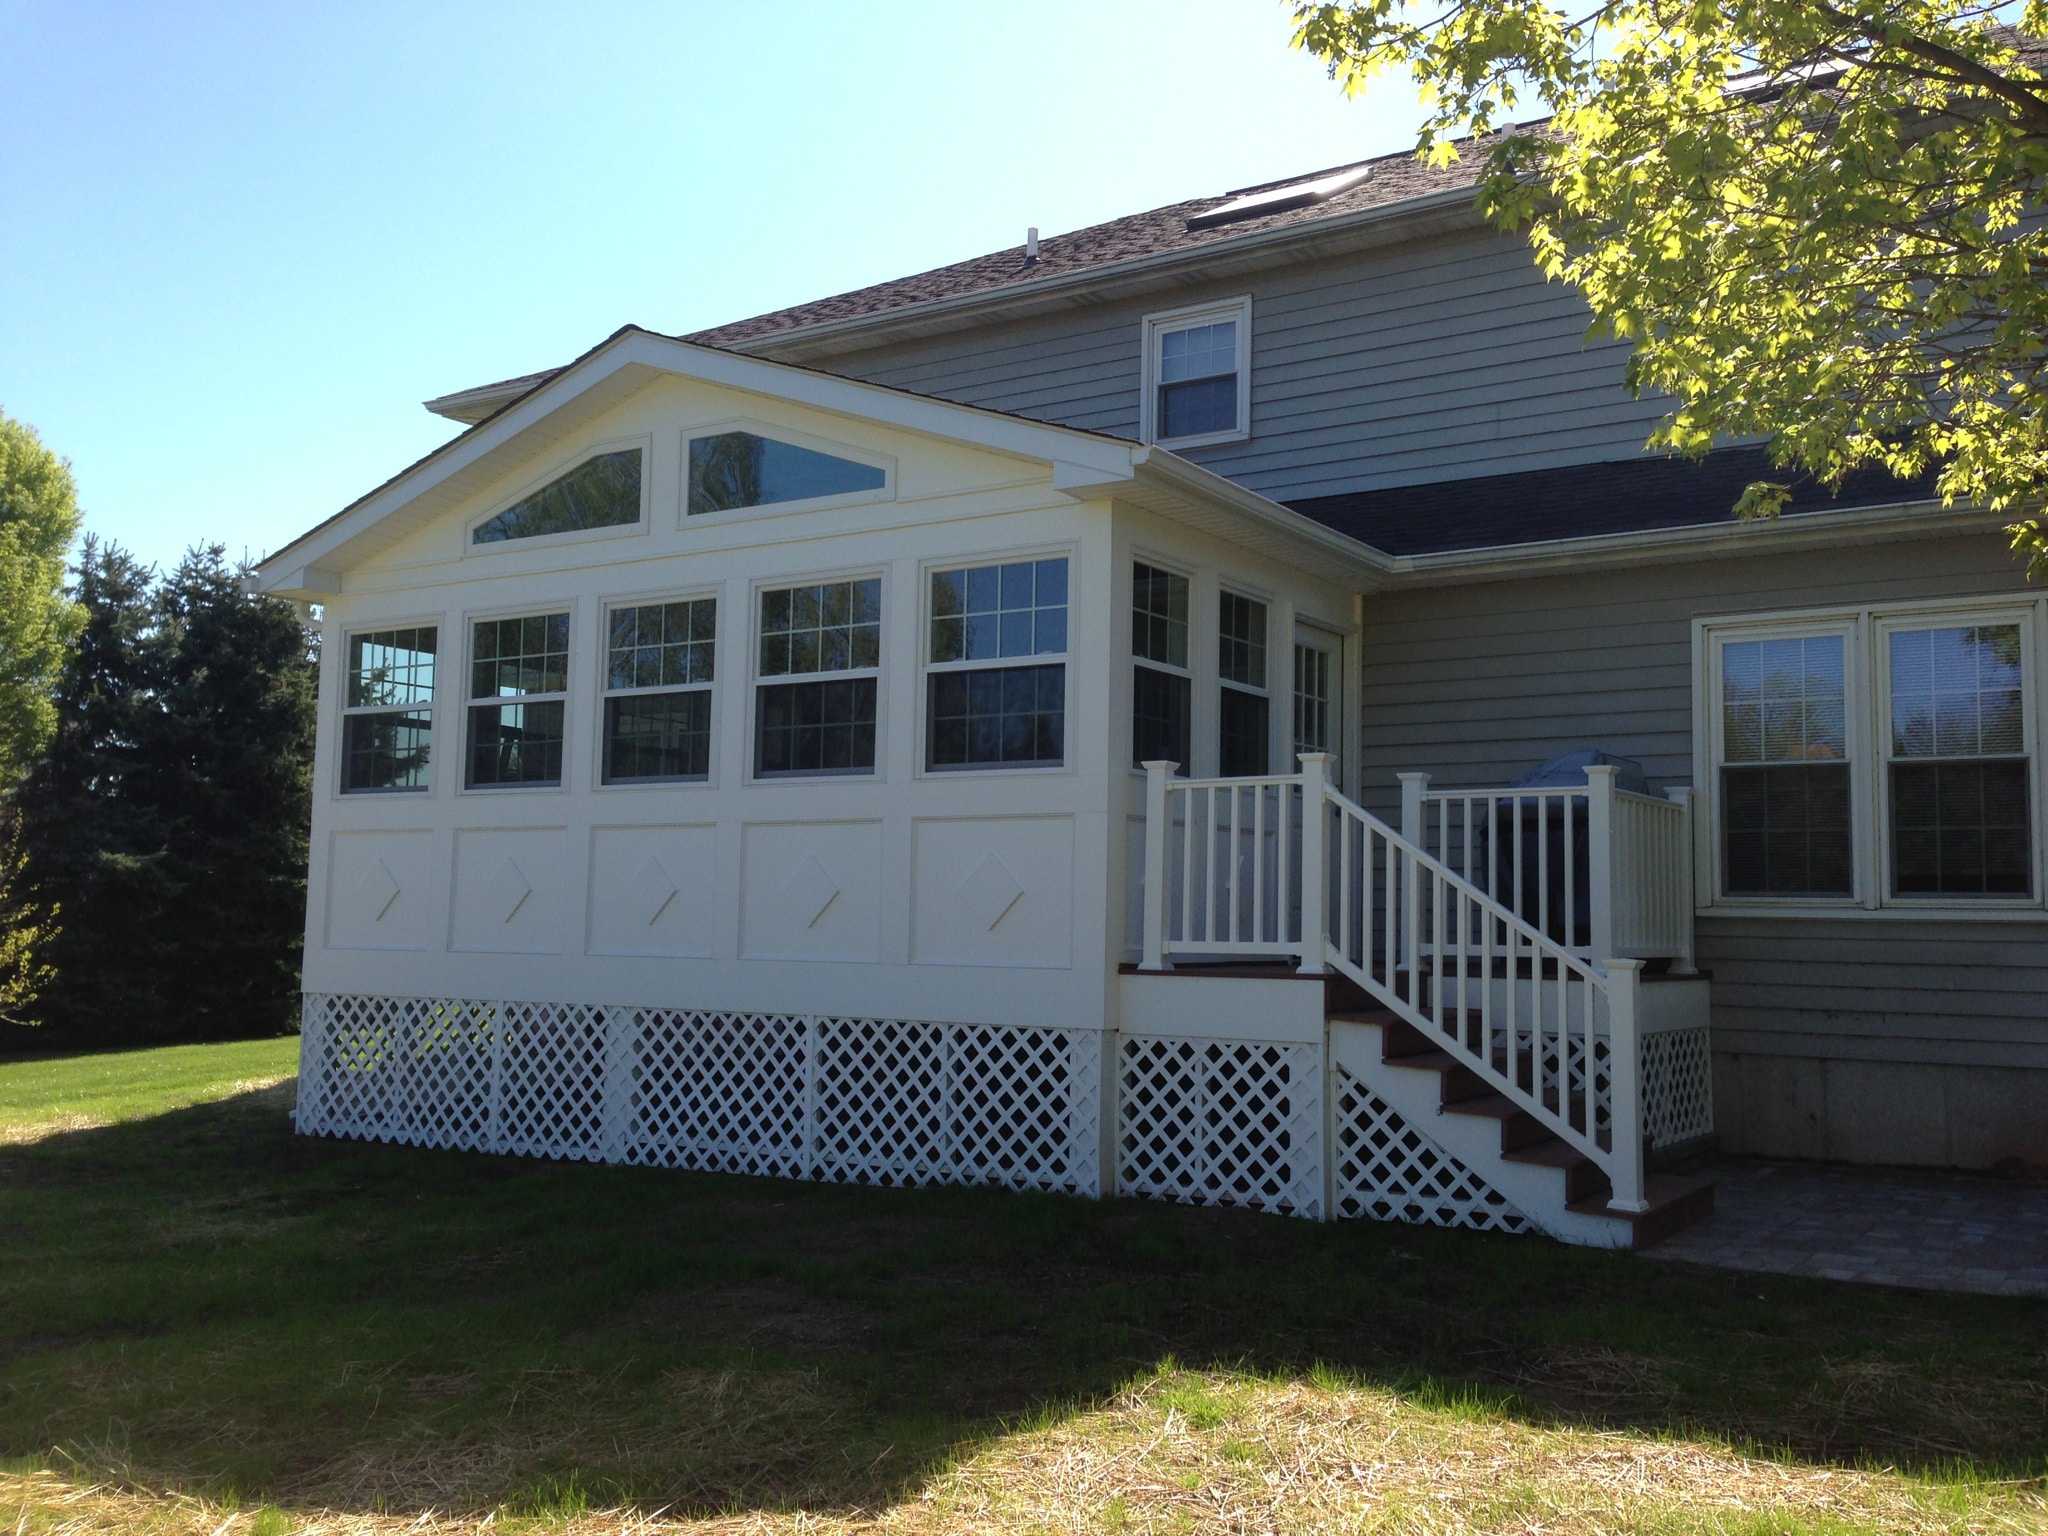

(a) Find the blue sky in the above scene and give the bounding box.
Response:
[2,1,1425,574]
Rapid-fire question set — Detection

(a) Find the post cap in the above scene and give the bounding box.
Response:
[1140,759,1180,774]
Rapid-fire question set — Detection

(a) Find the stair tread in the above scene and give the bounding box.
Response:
[1567,1172,1716,1223]
[1439,1092,1531,1122]
[1500,1139,1594,1171]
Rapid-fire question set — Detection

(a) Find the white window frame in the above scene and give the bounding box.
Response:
[916,545,1076,779]
[1130,556,1195,777]
[462,436,652,556]
[1216,585,1272,778]
[747,566,889,784]
[680,417,895,525]
[595,589,720,789]
[337,618,442,797]
[1692,593,2048,916]
[1139,295,1252,449]
[461,604,574,794]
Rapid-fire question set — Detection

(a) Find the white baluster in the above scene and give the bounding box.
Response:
[1296,752,1330,975]
[1666,786,1697,975]
[1606,958,1649,1212]
[1585,764,1617,968]
[1141,761,1175,971]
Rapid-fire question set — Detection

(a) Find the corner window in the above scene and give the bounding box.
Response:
[1218,590,1270,777]
[926,557,1068,770]
[1141,296,1250,447]
[1884,619,2033,897]
[688,431,886,515]
[472,449,641,545]
[342,626,436,793]
[755,578,881,776]
[466,612,569,788]
[603,598,716,784]
[1132,562,1191,772]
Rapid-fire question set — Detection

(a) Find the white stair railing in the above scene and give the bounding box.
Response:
[1138,756,1649,1212]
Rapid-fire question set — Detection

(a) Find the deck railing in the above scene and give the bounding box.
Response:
[1403,768,1695,972]
[1137,753,1705,1213]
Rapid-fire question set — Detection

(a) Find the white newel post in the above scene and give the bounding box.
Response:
[1664,786,1698,975]
[1584,764,1617,966]
[1605,958,1649,1213]
[1296,752,1330,975]
[1141,760,1176,972]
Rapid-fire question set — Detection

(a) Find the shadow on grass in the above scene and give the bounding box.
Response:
[2,1079,2043,1525]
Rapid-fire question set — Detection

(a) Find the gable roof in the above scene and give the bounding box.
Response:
[422,143,1491,419]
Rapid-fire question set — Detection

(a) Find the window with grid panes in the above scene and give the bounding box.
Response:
[467,612,570,787]
[755,578,881,776]
[927,557,1068,769]
[341,626,436,792]
[1132,562,1191,772]
[603,597,716,783]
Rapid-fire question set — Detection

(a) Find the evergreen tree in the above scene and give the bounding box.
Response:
[147,546,316,1040]
[15,537,175,1043]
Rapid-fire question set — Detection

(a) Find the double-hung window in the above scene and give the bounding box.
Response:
[1217,590,1270,777]
[1883,616,2033,898]
[341,626,436,793]
[1700,598,2043,909]
[1132,562,1191,772]
[603,597,716,783]
[467,612,570,788]
[926,557,1068,770]
[1141,297,1251,447]
[755,577,881,776]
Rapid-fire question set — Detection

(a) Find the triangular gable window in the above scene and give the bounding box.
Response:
[688,431,886,516]
[472,448,642,545]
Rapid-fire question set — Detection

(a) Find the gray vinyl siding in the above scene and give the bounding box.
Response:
[821,226,1669,502]
[1355,530,2048,1167]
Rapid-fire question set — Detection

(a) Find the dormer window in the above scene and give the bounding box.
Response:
[1140,296,1251,449]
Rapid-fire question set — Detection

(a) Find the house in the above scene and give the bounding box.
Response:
[255,145,2047,1248]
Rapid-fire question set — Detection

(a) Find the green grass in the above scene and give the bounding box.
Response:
[0,1038,2043,1535]
[0,1035,296,1141]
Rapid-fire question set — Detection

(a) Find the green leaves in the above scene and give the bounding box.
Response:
[0,412,85,786]
[1289,2,2048,573]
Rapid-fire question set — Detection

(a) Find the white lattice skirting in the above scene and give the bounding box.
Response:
[1643,1024,1715,1150]
[1117,1034,1325,1219]
[296,994,1103,1196]
[1331,1062,1531,1233]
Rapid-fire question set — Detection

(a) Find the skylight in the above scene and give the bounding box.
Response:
[1185,165,1372,231]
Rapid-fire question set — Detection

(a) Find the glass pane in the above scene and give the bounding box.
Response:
[1219,688,1270,777]
[927,664,1065,770]
[1721,763,1852,895]
[687,432,886,515]
[604,690,711,782]
[342,709,432,792]
[1892,623,2026,760]
[1723,634,1844,764]
[472,450,640,544]
[1131,563,1189,667]
[466,700,565,787]
[755,679,879,776]
[474,613,569,699]
[1132,664,1192,773]
[348,627,438,708]
[759,581,881,676]
[1891,761,2033,896]
[1159,375,1238,440]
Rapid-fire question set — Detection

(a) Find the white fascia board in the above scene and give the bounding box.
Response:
[254,329,1140,594]
[1129,448,1395,589]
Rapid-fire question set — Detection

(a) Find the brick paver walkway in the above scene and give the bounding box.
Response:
[1647,1160,2048,1297]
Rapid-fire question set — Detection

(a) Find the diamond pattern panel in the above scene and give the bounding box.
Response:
[625,1009,811,1178]
[1117,1035,1323,1218]
[1332,1061,1531,1233]
[294,994,1100,1198]
[496,1002,610,1161]
[1642,1026,1714,1149]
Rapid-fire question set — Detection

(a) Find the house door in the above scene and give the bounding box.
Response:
[1288,622,1345,950]
[1291,621,1343,776]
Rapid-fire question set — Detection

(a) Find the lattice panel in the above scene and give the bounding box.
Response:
[1642,1026,1714,1149]
[813,1018,950,1186]
[495,1002,613,1162]
[395,998,499,1153]
[625,1009,811,1179]
[1332,1062,1531,1233]
[1507,1027,1611,1141]
[295,995,1100,1198]
[1118,1035,1323,1218]
[298,993,402,1140]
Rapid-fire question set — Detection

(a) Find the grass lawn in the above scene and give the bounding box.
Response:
[0,1039,2042,1535]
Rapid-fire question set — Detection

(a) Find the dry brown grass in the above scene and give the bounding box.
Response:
[6,1369,2041,1536]
[0,1076,292,1147]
